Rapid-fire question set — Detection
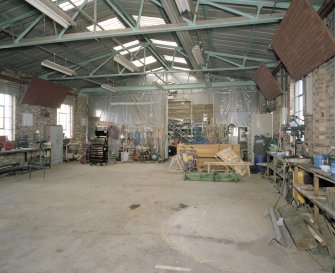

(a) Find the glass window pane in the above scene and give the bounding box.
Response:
[4,95,12,106]
[4,118,12,129]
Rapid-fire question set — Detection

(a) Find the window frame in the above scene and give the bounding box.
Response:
[57,104,73,139]
[0,92,14,140]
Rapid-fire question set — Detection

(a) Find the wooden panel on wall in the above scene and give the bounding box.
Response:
[192,104,213,123]
[168,100,191,120]
[168,101,213,122]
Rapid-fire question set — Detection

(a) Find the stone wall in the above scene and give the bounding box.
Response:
[0,79,88,166]
[14,88,88,144]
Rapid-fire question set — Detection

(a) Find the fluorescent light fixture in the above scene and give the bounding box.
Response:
[175,0,193,14]
[41,59,77,76]
[101,83,116,92]
[192,44,205,66]
[25,0,76,28]
[113,54,139,72]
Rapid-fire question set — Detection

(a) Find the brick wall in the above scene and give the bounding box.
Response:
[305,11,335,156]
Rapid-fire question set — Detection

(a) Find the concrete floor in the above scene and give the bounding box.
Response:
[0,162,334,273]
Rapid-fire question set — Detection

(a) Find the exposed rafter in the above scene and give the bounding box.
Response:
[0,13,285,49]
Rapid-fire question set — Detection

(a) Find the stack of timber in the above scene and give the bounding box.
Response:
[177,144,240,169]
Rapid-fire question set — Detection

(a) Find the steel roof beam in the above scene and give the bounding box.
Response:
[0,13,285,49]
[47,63,277,81]
[15,14,43,43]
[202,1,254,18]
[206,51,274,63]
[201,0,318,10]
[80,80,255,93]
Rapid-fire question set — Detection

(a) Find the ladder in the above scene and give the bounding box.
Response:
[168,121,192,143]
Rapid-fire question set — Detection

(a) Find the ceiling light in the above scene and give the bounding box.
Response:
[174,0,193,14]
[192,44,205,66]
[101,83,116,92]
[25,0,76,28]
[41,60,77,76]
[113,54,139,72]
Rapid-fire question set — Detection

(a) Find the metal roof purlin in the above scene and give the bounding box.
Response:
[0,11,38,29]
[203,1,255,19]
[0,13,285,49]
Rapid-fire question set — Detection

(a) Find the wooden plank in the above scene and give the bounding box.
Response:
[300,213,326,246]
[215,149,249,176]
[318,215,335,257]
[279,206,318,250]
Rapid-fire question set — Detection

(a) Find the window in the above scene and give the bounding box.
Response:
[0,93,14,140]
[294,80,304,124]
[57,104,72,138]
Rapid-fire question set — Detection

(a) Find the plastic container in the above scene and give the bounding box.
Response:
[313,154,324,168]
[121,151,129,162]
[331,162,335,177]
[320,165,330,172]
[254,155,267,173]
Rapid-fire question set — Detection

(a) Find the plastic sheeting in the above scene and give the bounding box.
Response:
[89,91,167,159]
[214,87,257,126]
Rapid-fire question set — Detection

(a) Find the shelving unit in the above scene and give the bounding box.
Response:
[266,152,290,190]
[293,163,335,219]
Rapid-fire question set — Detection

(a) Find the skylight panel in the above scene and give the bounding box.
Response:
[151,39,177,47]
[114,40,140,51]
[52,0,91,11]
[132,56,157,67]
[164,55,187,64]
[150,67,165,72]
[132,16,165,27]
[173,66,190,71]
[119,46,142,56]
[86,18,125,32]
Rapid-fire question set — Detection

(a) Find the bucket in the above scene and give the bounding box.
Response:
[331,163,335,177]
[313,154,324,168]
[254,155,267,173]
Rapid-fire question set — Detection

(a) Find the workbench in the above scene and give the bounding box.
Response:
[293,163,335,219]
[0,148,39,174]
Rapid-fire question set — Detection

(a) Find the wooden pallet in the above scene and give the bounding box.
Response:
[215,148,250,176]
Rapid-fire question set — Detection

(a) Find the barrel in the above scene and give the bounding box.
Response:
[313,154,324,168]
[254,155,267,173]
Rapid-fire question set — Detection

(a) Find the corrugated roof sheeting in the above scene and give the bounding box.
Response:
[0,0,326,91]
